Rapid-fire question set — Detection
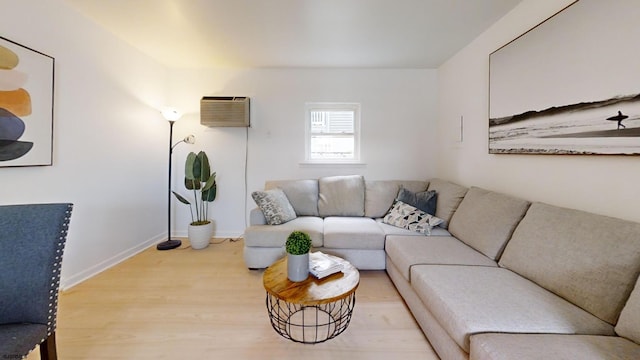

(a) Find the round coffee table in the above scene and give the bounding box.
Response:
[263,254,359,344]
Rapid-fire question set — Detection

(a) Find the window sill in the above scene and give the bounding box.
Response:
[299,161,367,167]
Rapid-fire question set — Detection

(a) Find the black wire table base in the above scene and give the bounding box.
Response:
[265,292,356,344]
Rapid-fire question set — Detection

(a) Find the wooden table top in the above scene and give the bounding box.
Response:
[263,255,360,306]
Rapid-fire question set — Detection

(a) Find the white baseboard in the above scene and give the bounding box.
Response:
[60,233,163,291]
[174,230,245,239]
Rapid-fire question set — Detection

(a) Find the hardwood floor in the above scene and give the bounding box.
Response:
[28,238,438,359]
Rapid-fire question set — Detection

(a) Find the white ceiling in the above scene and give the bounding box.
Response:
[63,0,523,69]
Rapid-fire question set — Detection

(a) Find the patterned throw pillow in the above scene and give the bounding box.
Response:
[383,200,444,235]
[251,188,297,225]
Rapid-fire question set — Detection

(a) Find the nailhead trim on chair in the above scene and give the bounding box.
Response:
[37,204,73,353]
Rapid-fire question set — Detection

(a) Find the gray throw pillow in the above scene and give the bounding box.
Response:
[251,188,297,225]
[396,187,437,215]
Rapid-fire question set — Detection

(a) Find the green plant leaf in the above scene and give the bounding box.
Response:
[202,182,217,202]
[202,172,216,191]
[185,178,201,190]
[185,152,197,180]
[192,153,202,180]
[197,151,210,182]
[172,191,191,205]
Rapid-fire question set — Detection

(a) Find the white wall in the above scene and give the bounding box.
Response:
[168,68,438,236]
[437,0,640,223]
[0,1,438,287]
[0,0,170,288]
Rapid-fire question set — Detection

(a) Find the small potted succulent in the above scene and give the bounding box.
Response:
[285,231,312,282]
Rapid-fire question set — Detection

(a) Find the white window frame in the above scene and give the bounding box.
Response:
[304,102,361,164]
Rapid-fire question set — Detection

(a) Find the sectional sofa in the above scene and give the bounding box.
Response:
[244,175,640,359]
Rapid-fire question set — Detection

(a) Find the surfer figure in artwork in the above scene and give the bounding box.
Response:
[606,110,628,130]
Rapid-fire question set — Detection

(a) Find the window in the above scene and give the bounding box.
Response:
[305,103,360,163]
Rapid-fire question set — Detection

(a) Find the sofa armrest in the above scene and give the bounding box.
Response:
[249,207,267,226]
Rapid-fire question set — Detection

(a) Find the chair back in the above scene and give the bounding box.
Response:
[0,203,73,336]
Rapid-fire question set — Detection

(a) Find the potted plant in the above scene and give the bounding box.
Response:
[172,151,217,249]
[285,230,312,282]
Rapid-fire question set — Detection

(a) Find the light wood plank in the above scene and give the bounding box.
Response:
[27,238,439,359]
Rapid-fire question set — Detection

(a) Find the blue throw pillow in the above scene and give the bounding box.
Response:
[396,187,437,215]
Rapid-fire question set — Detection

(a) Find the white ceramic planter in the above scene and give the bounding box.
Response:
[188,221,213,250]
[287,253,309,282]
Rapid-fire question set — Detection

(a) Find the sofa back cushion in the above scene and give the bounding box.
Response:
[615,275,640,344]
[364,180,428,218]
[318,175,365,217]
[426,178,468,229]
[448,187,530,260]
[265,179,319,216]
[499,202,640,325]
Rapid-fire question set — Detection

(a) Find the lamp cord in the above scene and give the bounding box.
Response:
[244,126,249,231]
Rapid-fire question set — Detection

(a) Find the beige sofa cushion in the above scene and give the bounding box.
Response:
[385,235,497,281]
[364,180,428,218]
[411,265,614,353]
[448,187,530,260]
[265,179,319,216]
[323,217,385,250]
[499,202,640,325]
[426,178,468,229]
[470,333,640,360]
[318,175,365,217]
[249,207,267,226]
[243,217,323,248]
[616,276,640,344]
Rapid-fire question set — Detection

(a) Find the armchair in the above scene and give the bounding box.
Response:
[0,203,73,360]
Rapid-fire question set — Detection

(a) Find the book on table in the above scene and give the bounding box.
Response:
[309,251,345,279]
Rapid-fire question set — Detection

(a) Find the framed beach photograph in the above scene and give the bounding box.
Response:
[0,36,55,167]
[489,0,640,155]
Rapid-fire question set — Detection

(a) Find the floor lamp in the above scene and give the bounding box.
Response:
[157,108,195,251]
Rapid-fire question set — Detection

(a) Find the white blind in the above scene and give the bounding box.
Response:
[310,110,355,134]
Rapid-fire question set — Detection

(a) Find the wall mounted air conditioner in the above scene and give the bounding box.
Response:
[200,96,250,127]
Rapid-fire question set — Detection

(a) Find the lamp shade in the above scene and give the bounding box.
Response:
[162,108,182,121]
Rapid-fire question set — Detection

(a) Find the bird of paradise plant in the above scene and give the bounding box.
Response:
[172,151,217,225]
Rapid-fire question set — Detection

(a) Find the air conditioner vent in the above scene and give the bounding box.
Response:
[200,96,250,127]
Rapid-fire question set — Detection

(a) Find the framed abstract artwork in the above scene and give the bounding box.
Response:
[0,36,54,167]
[489,0,640,155]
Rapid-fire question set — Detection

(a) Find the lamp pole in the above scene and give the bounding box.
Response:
[157,120,182,250]
[157,109,193,251]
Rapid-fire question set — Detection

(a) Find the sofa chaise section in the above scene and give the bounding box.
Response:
[412,265,614,353]
[388,188,640,360]
[470,273,640,360]
[470,333,640,360]
[385,185,536,359]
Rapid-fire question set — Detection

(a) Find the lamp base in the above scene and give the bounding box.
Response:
[157,239,182,250]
